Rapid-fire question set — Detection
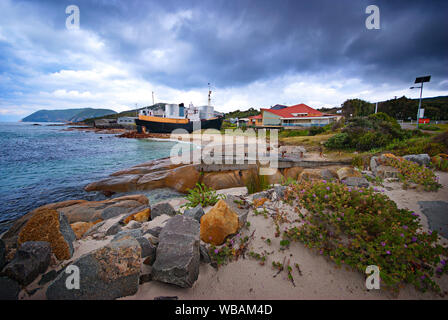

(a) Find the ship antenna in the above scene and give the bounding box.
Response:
[208,83,212,107]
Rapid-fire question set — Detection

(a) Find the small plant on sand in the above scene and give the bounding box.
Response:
[285,180,448,293]
[209,231,255,267]
[182,183,224,209]
[248,251,267,265]
[381,156,442,191]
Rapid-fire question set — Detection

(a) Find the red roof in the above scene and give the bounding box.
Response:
[249,114,262,119]
[261,103,323,118]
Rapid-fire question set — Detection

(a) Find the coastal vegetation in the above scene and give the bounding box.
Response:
[341,96,448,120]
[381,156,442,191]
[182,183,224,209]
[283,180,448,293]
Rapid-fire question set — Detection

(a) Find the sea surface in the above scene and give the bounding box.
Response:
[0,122,183,233]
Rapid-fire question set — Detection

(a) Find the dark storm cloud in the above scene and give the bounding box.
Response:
[4,0,448,90]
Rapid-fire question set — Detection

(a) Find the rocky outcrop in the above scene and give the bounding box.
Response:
[202,171,245,190]
[152,215,200,288]
[282,167,304,180]
[183,205,205,222]
[46,237,141,300]
[336,167,362,181]
[122,207,151,225]
[223,195,250,229]
[200,199,239,245]
[1,196,149,244]
[403,154,430,166]
[165,165,201,193]
[85,175,141,193]
[18,210,76,261]
[59,195,149,223]
[3,241,51,286]
[342,177,369,188]
[70,220,103,240]
[299,169,325,181]
[151,203,176,220]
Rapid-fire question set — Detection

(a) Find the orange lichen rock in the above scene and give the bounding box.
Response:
[18,209,74,260]
[200,199,239,246]
[70,219,103,239]
[253,198,269,208]
[123,208,151,225]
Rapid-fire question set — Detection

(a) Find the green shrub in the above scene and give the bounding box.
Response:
[324,133,349,149]
[419,124,441,131]
[280,129,309,137]
[309,126,326,136]
[182,183,224,209]
[285,180,448,293]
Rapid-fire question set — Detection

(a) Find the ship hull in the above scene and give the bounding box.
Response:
[135,117,223,133]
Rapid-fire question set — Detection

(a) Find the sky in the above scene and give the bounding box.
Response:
[0,0,447,121]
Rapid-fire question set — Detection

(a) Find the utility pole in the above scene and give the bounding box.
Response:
[152,91,155,106]
[410,75,430,129]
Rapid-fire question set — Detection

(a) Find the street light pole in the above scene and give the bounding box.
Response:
[410,75,430,129]
[416,83,423,129]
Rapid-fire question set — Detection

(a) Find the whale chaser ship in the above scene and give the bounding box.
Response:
[135,87,223,133]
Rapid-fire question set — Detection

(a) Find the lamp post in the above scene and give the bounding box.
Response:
[410,75,430,129]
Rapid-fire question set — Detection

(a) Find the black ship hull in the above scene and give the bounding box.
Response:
[135,116,224,133]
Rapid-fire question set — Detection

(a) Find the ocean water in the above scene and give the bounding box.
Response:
[0,122,182,233]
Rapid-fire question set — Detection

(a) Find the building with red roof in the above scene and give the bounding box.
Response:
[260,103,337,128]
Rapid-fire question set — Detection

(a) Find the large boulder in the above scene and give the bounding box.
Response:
[336,167,362,181]
[122,207,151,225]
[0,277,20,300]
[342,177,369,188]
[46,237,141,300]
[282,167,304,180]
[0,239,5,270]
[298,169,325,181]
[70,220,102,240]
[403,154,430,166]
[183,205,205,223]
[152,215,200,288]
[165,165,201,193]
[1,196,149,243]
[136,170,169,190]
[265,169,284,185]
[375,165,400,179]
[151,203,176,220]
[1,200,86,241]
[201,171,244,190]
[59,195,149,223]
[3,241,51,286]
[18,210,76,261]
[223,195,250,229]
[200,199,239,245]
[84,175,140,193]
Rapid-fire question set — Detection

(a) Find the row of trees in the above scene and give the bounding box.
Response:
[342,96,448,120]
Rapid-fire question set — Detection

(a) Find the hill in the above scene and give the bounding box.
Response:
[22,108,117,123]
[80,103,167,125]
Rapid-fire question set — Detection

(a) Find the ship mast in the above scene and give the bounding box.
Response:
[208,83,212,107]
